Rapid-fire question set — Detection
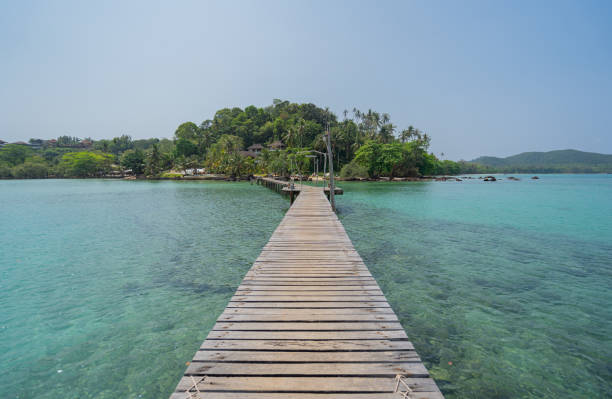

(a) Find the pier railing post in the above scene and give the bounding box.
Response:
[325,127,336,212]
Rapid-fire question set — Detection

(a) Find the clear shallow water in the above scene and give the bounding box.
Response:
[1,176,611,398]
[0,180,287,398]
[336,175,612,398]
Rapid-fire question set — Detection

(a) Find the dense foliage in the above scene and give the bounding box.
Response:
[0,99,494,179]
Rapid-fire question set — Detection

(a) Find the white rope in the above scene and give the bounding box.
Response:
[394,374,414,398]
[184,375,207,399]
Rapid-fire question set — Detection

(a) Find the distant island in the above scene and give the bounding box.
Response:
[471,150,612,174]
[1,100,610,180]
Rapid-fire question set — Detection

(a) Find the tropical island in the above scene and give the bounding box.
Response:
[1,100,611,180]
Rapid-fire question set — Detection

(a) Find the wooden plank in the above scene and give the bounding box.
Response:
[192,350,420,362]
[221,308,396,315]
[206,330,408,340]
[200,339,414,351]
[218,313,399,322]
[212,322,402,331]
[231,295,387,302]
[237,285,382,291]
[175,376,440,393]
[227,302,390,308]
[185,362,429,377]
[234,291,385,296]
[171,393,445,399]
[178,394,443,399]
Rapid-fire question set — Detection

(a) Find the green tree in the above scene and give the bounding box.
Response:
[109,135,133,155]
[339,161,368,180]
[120,149,145,175]
[56,136,81,147]
[0,162,13,178]
[145,143,163,176]
[58,152,113,177]
[174,138,198,158]
[0,144,31,166]
[174,122,200,141]
[354,141,403,178]
[12,161,49,179]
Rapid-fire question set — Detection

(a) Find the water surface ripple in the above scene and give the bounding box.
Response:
[1,176,610,398]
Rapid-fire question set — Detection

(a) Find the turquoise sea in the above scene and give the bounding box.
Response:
[1,176,611,398]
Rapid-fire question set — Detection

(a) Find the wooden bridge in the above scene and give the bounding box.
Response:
[255,176,343,203]
[170,184,444,399]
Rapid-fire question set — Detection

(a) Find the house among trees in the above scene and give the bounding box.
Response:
[28,139,44,149]
[239,150,258,158]
[269,140,285,151]
[247,143,264,154]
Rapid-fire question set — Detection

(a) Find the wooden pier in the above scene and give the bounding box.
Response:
[170,185,443,399]
[255,176,343,203]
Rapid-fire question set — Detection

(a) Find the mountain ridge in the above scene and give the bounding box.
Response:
[469,149,612,173]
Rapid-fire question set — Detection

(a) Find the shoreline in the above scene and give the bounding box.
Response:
[1,174,542,182]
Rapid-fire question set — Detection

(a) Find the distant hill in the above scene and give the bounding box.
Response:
[470,149,612,173]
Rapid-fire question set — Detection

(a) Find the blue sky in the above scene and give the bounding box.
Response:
[1,0,610,160]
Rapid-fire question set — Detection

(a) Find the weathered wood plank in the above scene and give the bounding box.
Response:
[171,393,444,399]
[218,313,399,322]
[192,350,420,362]
[231,295,387,302]
[237,285,382,291]
[185,362,429,377]
[220,309,397,319]
[226,301,390,308]
[175,376,440,393]
[206,330,408,340]
[213,322,403,331]
[200,339,415,351]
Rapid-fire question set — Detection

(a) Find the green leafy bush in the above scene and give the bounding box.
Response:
[340,161,369,180]
[160,172,183,179]
[0,163,12,178]
[12,162,49,179]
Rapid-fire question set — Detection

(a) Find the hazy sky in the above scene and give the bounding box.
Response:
[1,0,611,160]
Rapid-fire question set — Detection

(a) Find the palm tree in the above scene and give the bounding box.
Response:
[400,126,415,143]
[296,118,306,148]
[379,123,396,143]
[283,128,296,148]
[352,108,363,149]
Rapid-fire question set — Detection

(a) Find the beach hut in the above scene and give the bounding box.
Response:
[269,140,285,151]
[239,150,258,158]
[247,143,264,154]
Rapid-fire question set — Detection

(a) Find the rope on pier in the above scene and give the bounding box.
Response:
[184,375,207,399]
[394,374,414,398]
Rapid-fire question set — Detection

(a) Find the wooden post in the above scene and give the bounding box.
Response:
[325,127,336,212]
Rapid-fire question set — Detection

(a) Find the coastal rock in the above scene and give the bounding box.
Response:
[484,176,497,181]
[531,176,540,179]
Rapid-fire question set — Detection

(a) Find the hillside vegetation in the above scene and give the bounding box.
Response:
[0,100,467,179]
[471,150,612,173]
